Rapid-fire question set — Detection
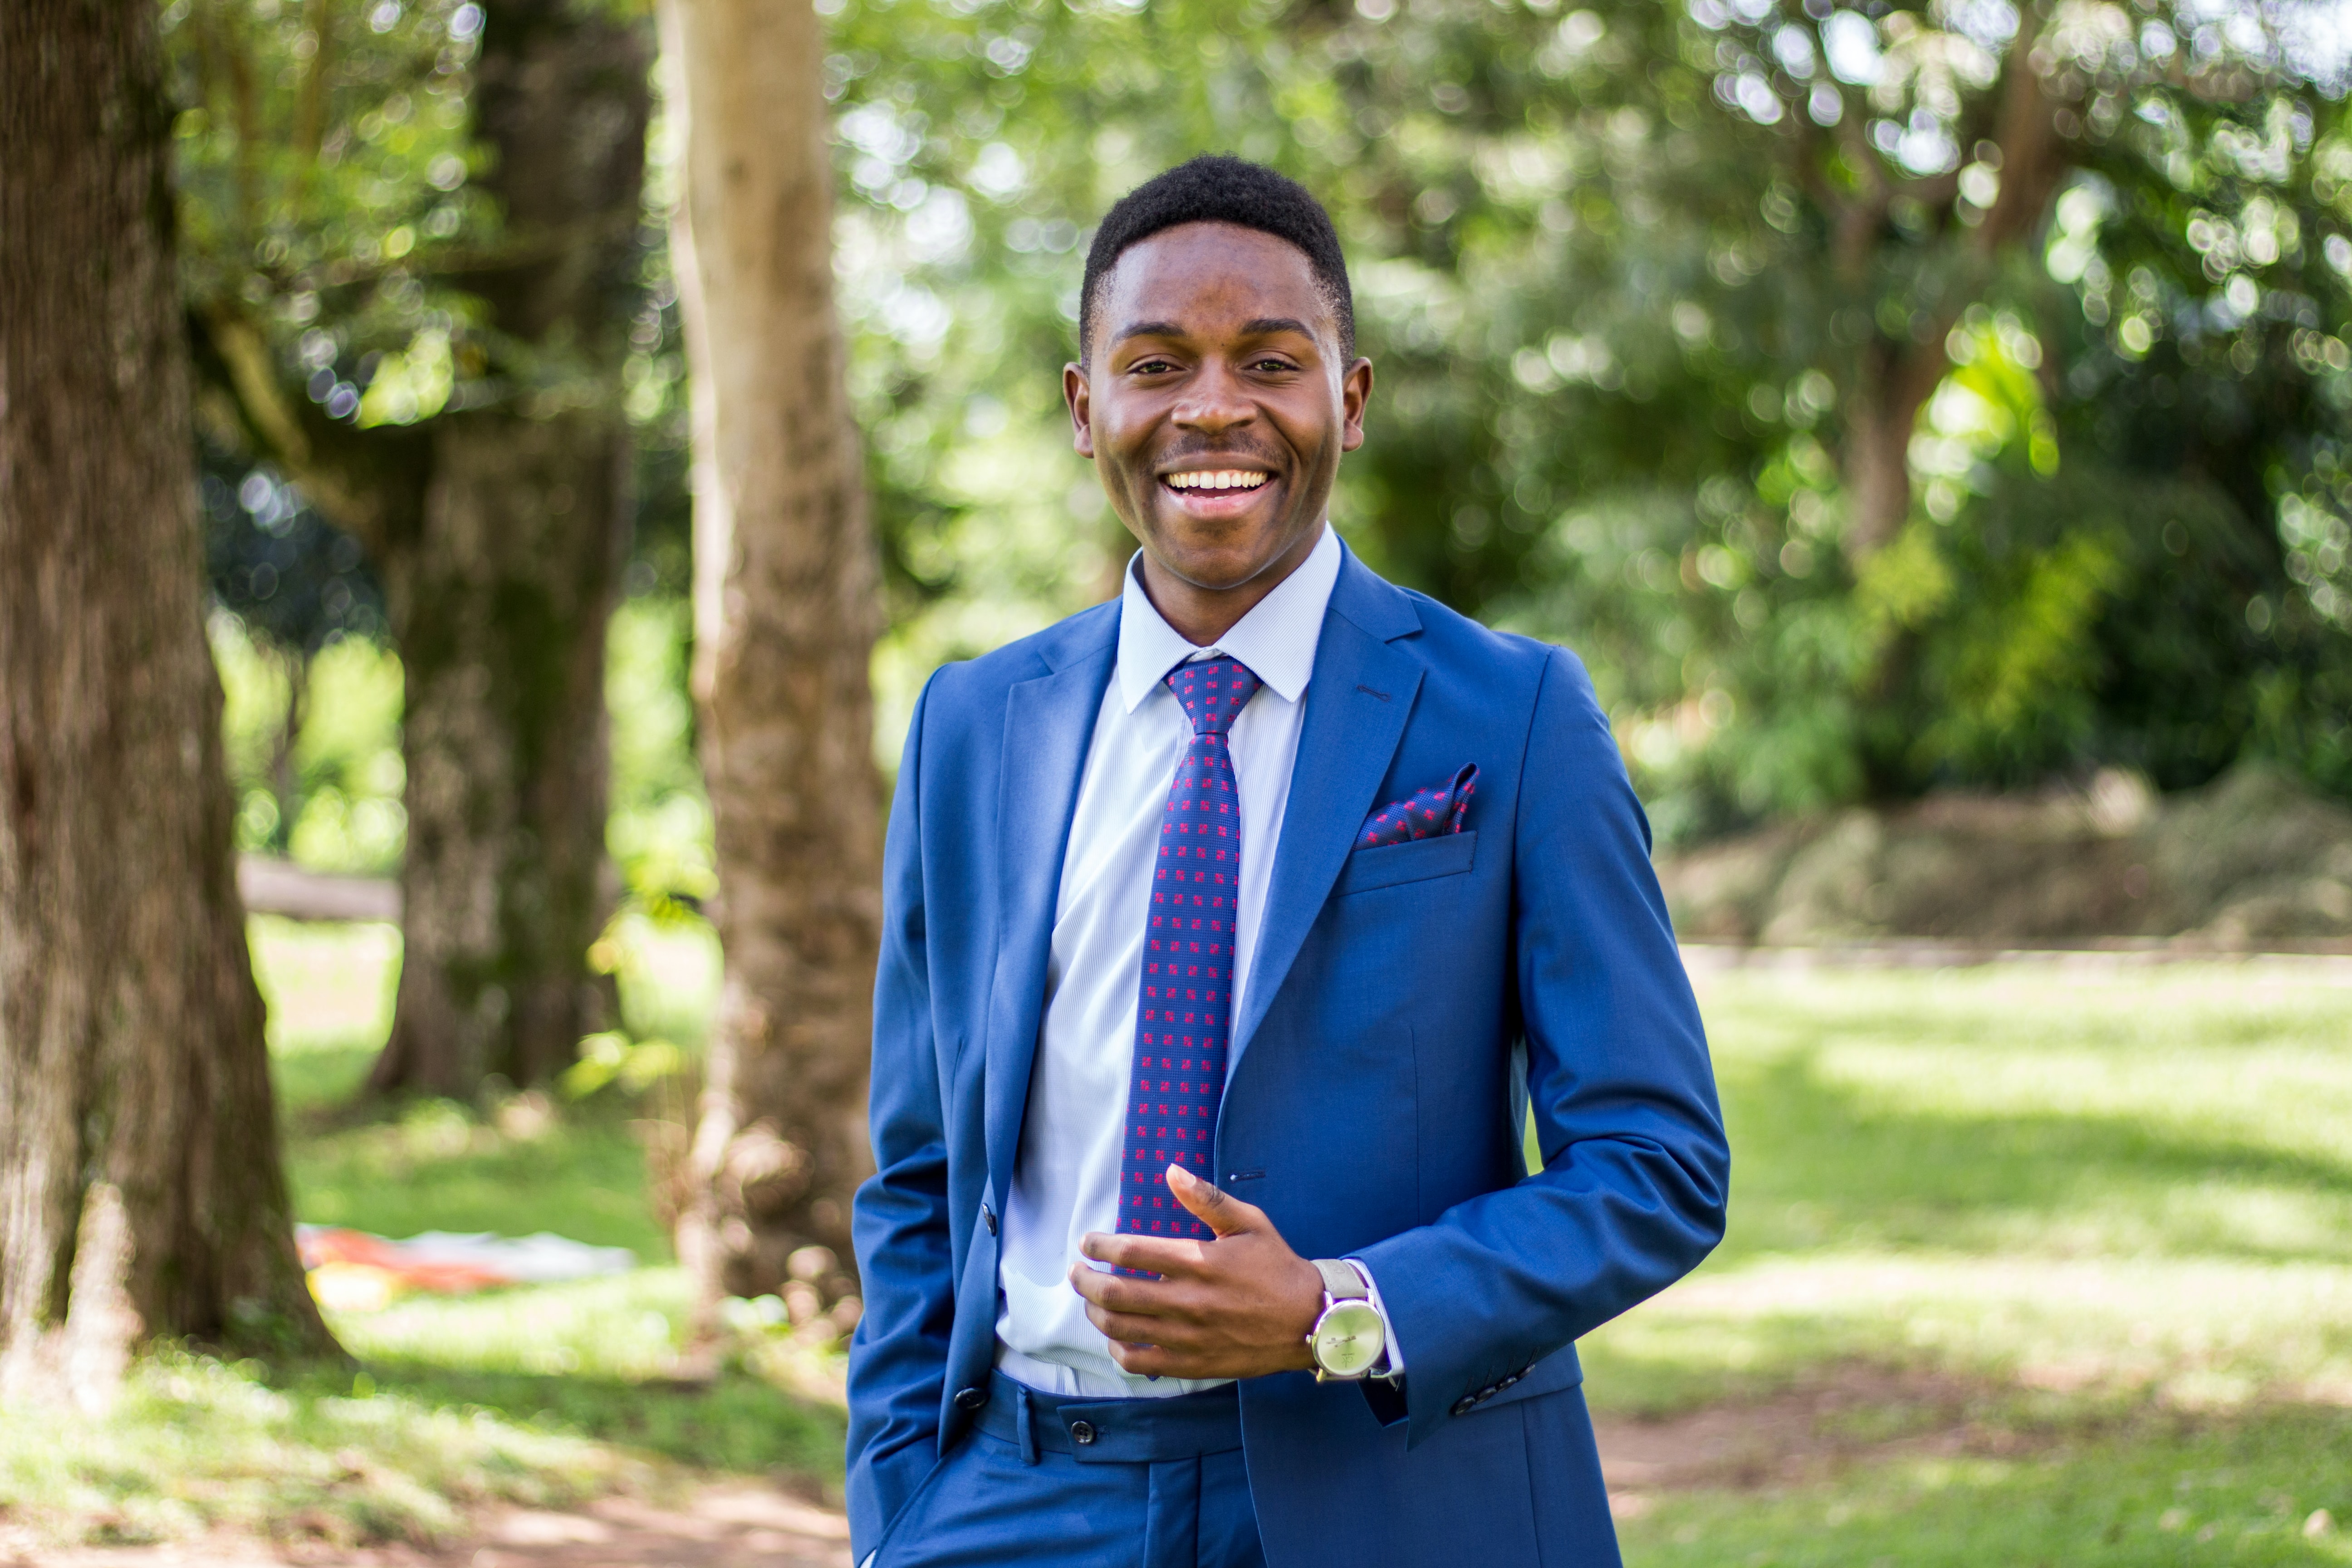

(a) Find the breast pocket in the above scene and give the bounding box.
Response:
[1334,829,1478,896]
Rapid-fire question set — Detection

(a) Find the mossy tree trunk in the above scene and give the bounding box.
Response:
[661,0,884,1327]
[199,0,649,1099]
[362,0,648,1097]
[0,0,334,1390]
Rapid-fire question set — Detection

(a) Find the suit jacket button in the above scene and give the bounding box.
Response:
[954,1386,985,1411]
[982,1204,997,1235]
[1450,1396,1475,1417]
[1070,1420,1097,1446]
[1501,1372,1520,1387]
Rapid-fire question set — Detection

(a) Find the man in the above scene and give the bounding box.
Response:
[848,155,1728,1568]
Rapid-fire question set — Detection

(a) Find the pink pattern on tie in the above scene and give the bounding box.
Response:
[1114,655,1261,1270]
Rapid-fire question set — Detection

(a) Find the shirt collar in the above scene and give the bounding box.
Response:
[1115,524,1343,714]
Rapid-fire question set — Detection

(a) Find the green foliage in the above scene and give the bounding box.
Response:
[603,594,714,913]
[818,0,2352,833]
[167,0,506,416]
[211,612,407,872]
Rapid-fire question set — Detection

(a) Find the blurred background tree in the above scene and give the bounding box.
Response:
[2,0,331,1385]
[171,0,650,1098]
[660,0,882,1327]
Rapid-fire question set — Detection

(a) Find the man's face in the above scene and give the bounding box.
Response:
[1066,222,1372,595]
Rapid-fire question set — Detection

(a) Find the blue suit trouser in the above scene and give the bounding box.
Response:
[874,1372,1267,1568]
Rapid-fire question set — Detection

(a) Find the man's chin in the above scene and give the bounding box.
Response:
[1137,509,1319,595]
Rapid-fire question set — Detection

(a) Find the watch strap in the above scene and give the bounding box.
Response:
[1312,1257,1368,1302]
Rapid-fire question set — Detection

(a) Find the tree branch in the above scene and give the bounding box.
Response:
[191,302,430,560]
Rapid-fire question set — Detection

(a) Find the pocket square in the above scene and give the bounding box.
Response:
[1357,763,1478,850]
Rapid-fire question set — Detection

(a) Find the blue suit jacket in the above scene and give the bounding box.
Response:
[847,548,1729,1566]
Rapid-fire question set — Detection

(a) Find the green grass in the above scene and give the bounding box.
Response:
[1580,962,2352,1567]
[1617,1406,2352,1567]
[1582,964,2352,1417]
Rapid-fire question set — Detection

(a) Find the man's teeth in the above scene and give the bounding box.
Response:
[1165,470,1270,491]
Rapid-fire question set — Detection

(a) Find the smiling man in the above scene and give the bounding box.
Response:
[847,156,1729,1568]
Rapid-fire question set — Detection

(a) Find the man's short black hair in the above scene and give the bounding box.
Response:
[1079,154,1355,363]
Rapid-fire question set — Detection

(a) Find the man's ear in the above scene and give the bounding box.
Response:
[1064,363,1094,458]
[1339,356,1374,453]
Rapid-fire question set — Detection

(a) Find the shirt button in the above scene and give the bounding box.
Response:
[1070,1420,1097,1446]
[954,1386,985,1411]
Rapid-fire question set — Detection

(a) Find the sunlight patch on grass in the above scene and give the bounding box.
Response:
[250,916,401,1056]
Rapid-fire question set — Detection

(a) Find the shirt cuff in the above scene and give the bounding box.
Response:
[1342,1256,1406,1378]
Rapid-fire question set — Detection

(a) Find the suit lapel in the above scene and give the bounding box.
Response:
[1231,564,1424,1070]
[983,620,1118,1205]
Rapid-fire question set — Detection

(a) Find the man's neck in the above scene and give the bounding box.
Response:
[1135,523,1325,647]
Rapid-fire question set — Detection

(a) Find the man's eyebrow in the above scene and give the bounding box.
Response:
[1111,317,1318,342]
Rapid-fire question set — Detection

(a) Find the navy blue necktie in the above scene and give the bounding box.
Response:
[1115,656,1262,1256]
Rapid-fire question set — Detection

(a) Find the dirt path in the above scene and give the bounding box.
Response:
[4,1487,852,1568]
[7,1376,1988,1566]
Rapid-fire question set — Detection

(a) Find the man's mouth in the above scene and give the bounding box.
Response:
[1156,466,1277,518]
[1161,468,1272,493]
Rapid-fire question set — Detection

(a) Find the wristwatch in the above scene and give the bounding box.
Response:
[1306,1258,1388,1381]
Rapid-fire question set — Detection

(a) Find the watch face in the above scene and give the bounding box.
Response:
[1312,1301,1386,1377]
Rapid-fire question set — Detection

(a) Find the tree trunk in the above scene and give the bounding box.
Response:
[0,0,334,1395]
[368,414,628,1094]
[1842,336,1938,559]
[661,0,884,1329]
[363,0,647,1098]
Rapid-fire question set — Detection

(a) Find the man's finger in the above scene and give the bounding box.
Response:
[1166,1163,1259,1238]
[1106,1340,1180,1377]
[1079,1229,1210,1277]
[1066,1262,1171,1315]
[1084,1302,1203,1348]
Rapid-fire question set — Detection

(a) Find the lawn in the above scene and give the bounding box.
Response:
[4,930,2347,1563]
[1591,960,2352,1567]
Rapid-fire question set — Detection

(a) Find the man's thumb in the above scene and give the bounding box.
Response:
[1167,1163,1251,1237]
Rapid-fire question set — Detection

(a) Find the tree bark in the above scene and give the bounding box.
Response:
[368,412,630,1094]
[661,0,884,1328]
[0,0,334,1393]
[354,0,647,1098]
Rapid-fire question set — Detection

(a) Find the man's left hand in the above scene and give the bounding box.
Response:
[1069,1164,1323,1379]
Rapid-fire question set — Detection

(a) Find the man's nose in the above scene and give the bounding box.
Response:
[1171,363,1257,433]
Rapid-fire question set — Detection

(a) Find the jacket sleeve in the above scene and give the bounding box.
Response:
[845,671,954,1556]
[1355,645,1730,1448]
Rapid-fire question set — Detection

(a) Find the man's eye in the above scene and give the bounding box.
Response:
[1250,358,1297,373]
[1131,358,1180,374]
